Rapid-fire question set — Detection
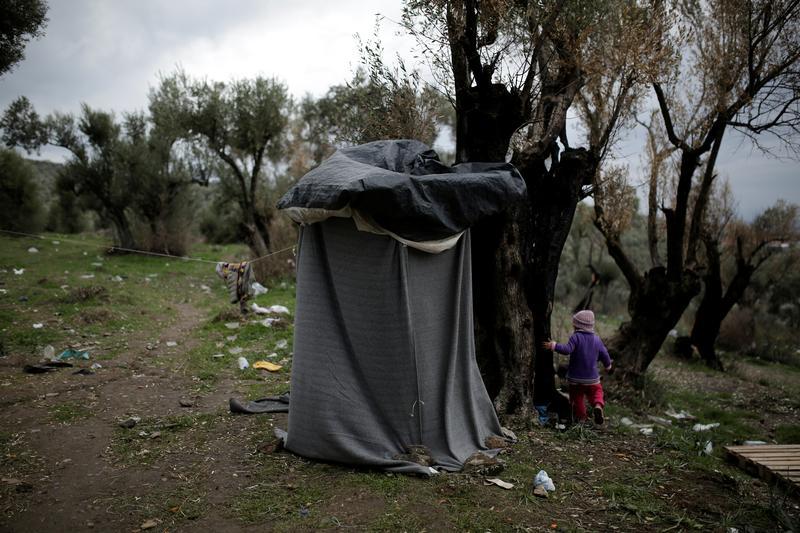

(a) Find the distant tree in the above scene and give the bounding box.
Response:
[689,197,800,369]
[591,0,800,383]
[0,148,44,232]
[294,31,451,178]
[1,97,194,252]
[0,0,48,77]
[149,71,291,259]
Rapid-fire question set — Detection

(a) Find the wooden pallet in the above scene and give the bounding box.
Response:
[725,445,800,493]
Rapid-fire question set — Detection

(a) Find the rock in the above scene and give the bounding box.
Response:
[533,485,549,498]
[119,418,138,429]
[257,439,284,454]
[179,399,194,407]
[485,436,510,449]
[394,445,434,466]
[462,452,504,476]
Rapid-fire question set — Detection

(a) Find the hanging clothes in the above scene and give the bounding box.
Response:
[216,261,254,313]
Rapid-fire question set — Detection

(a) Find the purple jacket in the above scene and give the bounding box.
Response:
[554,331,612,385]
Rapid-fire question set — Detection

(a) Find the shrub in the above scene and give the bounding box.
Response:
[0,149,45,232]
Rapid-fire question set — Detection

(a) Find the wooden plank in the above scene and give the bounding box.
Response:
[724,445,800,494]
[729,444,800,449]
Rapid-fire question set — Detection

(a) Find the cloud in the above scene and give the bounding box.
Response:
[0,0,796,218]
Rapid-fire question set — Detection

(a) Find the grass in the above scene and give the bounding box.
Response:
[2,232,800,531]
[50,401,92,423]
[109,412,220,466]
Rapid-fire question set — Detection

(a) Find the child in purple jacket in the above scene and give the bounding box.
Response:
[544,310,613,424]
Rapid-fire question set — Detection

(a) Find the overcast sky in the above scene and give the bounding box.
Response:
[1,0,797,219]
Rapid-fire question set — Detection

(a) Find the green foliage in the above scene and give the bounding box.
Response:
[0,0,48,77]
[1,98,196,252]
[0,148,45,232]
[150,70,292,258]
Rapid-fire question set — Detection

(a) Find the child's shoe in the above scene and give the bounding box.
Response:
[592,404,604,425]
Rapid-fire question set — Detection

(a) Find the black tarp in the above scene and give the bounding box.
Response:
[276,139,526,242]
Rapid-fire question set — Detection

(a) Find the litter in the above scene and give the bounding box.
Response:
[640,427,654,435]
[225,322,240,329]
[0,289,6,294]
[484,478,514,489]
[500,427,518,442]
[228,347,243,355]
[534,470,556,492]
[140,519,159,530]
[701,441,713,455]
[42,345,55,360]
[665,409,697,421]
[237,356,249,370]
[90,363,102,369]
[13,268,24,275]
[534,404,549,426]
[80,274,95,279]
[620,417,634,426]
[28,247,38,253]
[266,352,278,359]
[693,422,720,432]
[24,362,71,374]
[260,318,280,327]
[268,305,290,315]
[200,284,211,292]
[211,353,225,358]
[118,417,140,429]
[533,485,549,498]
[647,415,672,426]
[253,361,282,372]
[275,339,288,350]
[91,262,102,267]
[52,240,60,245]
[743,440,767,445]
[252,282,268,296]
[57,349,90,361]
[111,275,123,282]
[73,368,95,375]
[32,323,43,329]
[251,302,270,314]
[165,341,178,347]
[226,335,237,341]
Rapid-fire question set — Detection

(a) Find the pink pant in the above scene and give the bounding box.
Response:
[568,383,604,421]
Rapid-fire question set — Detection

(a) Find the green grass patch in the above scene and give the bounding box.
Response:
[50,402,93,424]
[775,424,800,444]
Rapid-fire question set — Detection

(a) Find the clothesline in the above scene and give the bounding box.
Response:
[0,228,295,265]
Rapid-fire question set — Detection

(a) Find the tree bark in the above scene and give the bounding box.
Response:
[689,237,757,370]
[109,208,137,251]
[606,266,700,384]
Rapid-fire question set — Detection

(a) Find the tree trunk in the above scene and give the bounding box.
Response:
[607,266,700,385]
[243,202,271,259]
[460,82,592,415]
[109,209,137,251]
[689,302,724,370]
[689,239,725,370]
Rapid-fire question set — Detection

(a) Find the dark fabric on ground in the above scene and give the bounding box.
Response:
[285,218,502,475]
[229,393,290,414]
[276,139,526,242]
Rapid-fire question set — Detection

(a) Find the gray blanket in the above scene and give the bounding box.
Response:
[284,218,502,475]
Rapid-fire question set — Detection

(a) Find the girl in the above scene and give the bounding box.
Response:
[544,310,612,424]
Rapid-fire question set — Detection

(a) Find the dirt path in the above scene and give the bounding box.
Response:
[0,302,271,532]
